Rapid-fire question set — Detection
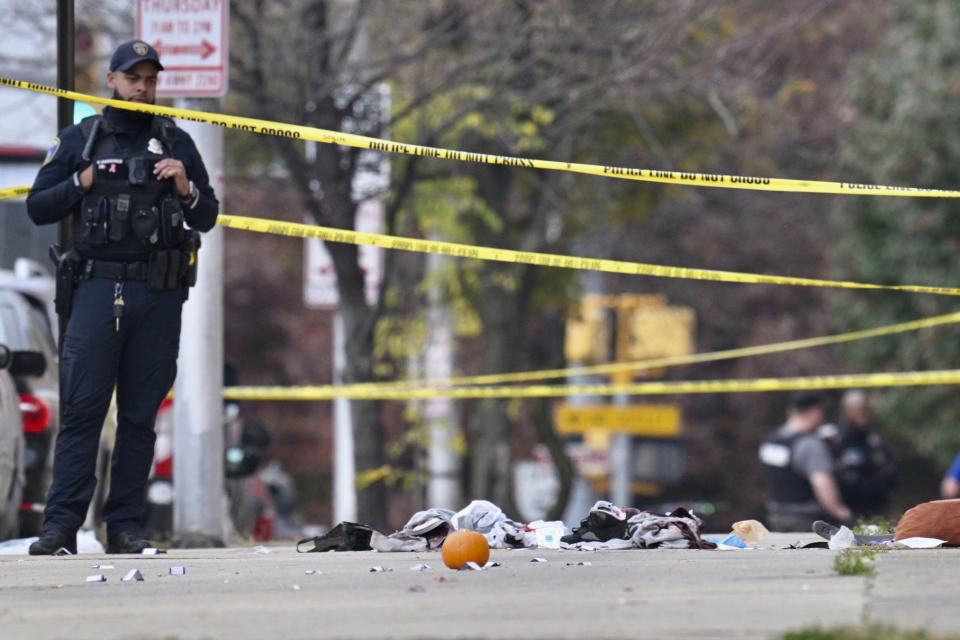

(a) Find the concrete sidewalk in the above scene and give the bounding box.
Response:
[0,533,956,639]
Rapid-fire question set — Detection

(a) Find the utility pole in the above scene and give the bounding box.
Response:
[332,312,357,523]
[137,0,231,548]
[561,268,606,526]
[55,0,74,204]
[55,0,74,350]
[425,251,461,510]
[172,98,225,547]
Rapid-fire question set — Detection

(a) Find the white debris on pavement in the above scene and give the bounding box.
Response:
[121,569,144,582]
[85,574,106,583]
[169,566,186,575]
[895,537,946,549]
[828,526,857,550]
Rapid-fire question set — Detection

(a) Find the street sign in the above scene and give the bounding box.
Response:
[563,294,695,374]
[137,0,229,97]
[303,199,384,309]
[622,304,696,361]
[554,404,682,437]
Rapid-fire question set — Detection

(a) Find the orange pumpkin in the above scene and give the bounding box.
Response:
[441,530,490,569]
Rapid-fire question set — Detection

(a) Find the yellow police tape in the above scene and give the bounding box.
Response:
[0,185,30,200]
[223,368,960,401]
[217,213,960,297]
[354,465,393,491]
[3,195,957,297]
[243,310,960,392]
[3,76,960,198]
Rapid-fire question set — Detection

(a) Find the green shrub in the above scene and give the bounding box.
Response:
[833,548,878,576]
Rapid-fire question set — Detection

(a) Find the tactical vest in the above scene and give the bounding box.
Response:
[758,430,816,504]
[75,114,186,260]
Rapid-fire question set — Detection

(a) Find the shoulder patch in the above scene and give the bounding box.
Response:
[43,137,61,165]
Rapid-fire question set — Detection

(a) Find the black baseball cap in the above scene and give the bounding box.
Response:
[110,40,164,72]
[788,392,823,413]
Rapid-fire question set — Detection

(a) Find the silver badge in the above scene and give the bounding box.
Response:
[147,138,164,154]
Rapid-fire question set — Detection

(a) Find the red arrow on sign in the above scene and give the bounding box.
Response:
[152,39,217,60]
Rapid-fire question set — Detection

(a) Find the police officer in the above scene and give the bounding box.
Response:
[25,40,218,554]
[759,393,853,531]
[819,390,897,518]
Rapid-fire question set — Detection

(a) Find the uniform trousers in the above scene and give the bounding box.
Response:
[44,276,182,535]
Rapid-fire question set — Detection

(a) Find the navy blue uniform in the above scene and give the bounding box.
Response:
[26,106,218,537]
[820,423,897,518]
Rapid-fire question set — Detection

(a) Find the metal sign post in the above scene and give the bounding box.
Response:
[138,1,228,546]
[55,0,75,354]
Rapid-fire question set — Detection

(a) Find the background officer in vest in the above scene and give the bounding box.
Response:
[759,393,853,531]
[25,40,218,554]
[818,390,897,519]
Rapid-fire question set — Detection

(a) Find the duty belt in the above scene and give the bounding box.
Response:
[85,259,149,282]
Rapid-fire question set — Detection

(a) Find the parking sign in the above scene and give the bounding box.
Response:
[136,0,229,97]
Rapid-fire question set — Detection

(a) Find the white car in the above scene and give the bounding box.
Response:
[0,344,45,540]
[0,257,59,536]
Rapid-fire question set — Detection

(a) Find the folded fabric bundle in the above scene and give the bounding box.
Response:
[628,508,717,550]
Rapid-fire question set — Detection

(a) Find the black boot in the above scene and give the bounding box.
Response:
[107,530,153,554]
[28,530,77,555]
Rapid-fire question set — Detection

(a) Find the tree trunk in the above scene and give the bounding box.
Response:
[320,143,389,531]
[468,263,523,515]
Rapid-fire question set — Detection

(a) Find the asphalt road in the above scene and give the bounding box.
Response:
[0,533,957,640]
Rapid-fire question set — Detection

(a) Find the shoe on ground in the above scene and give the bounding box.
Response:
[296,521,374,552]
[562,509,630,544]
[299,522,346,552]
[29,529,77,555]
[812,520,839,541]
[107,530,153,554]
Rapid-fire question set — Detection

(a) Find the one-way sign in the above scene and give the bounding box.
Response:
[153,39,218,61]
[137,0,229,97]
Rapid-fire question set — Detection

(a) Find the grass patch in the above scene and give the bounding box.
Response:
[784,626,959,640]
[833,548,881,576]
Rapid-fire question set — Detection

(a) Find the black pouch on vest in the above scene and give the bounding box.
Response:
[165,249,182,289]
[109,194,131,242]
[132,206,159,246]
[147,251,170,290]
[159,196,185,247]
[147,250,184,291]
[80,196,110,247]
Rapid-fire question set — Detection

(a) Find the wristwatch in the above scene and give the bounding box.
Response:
[179,180,198,205]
